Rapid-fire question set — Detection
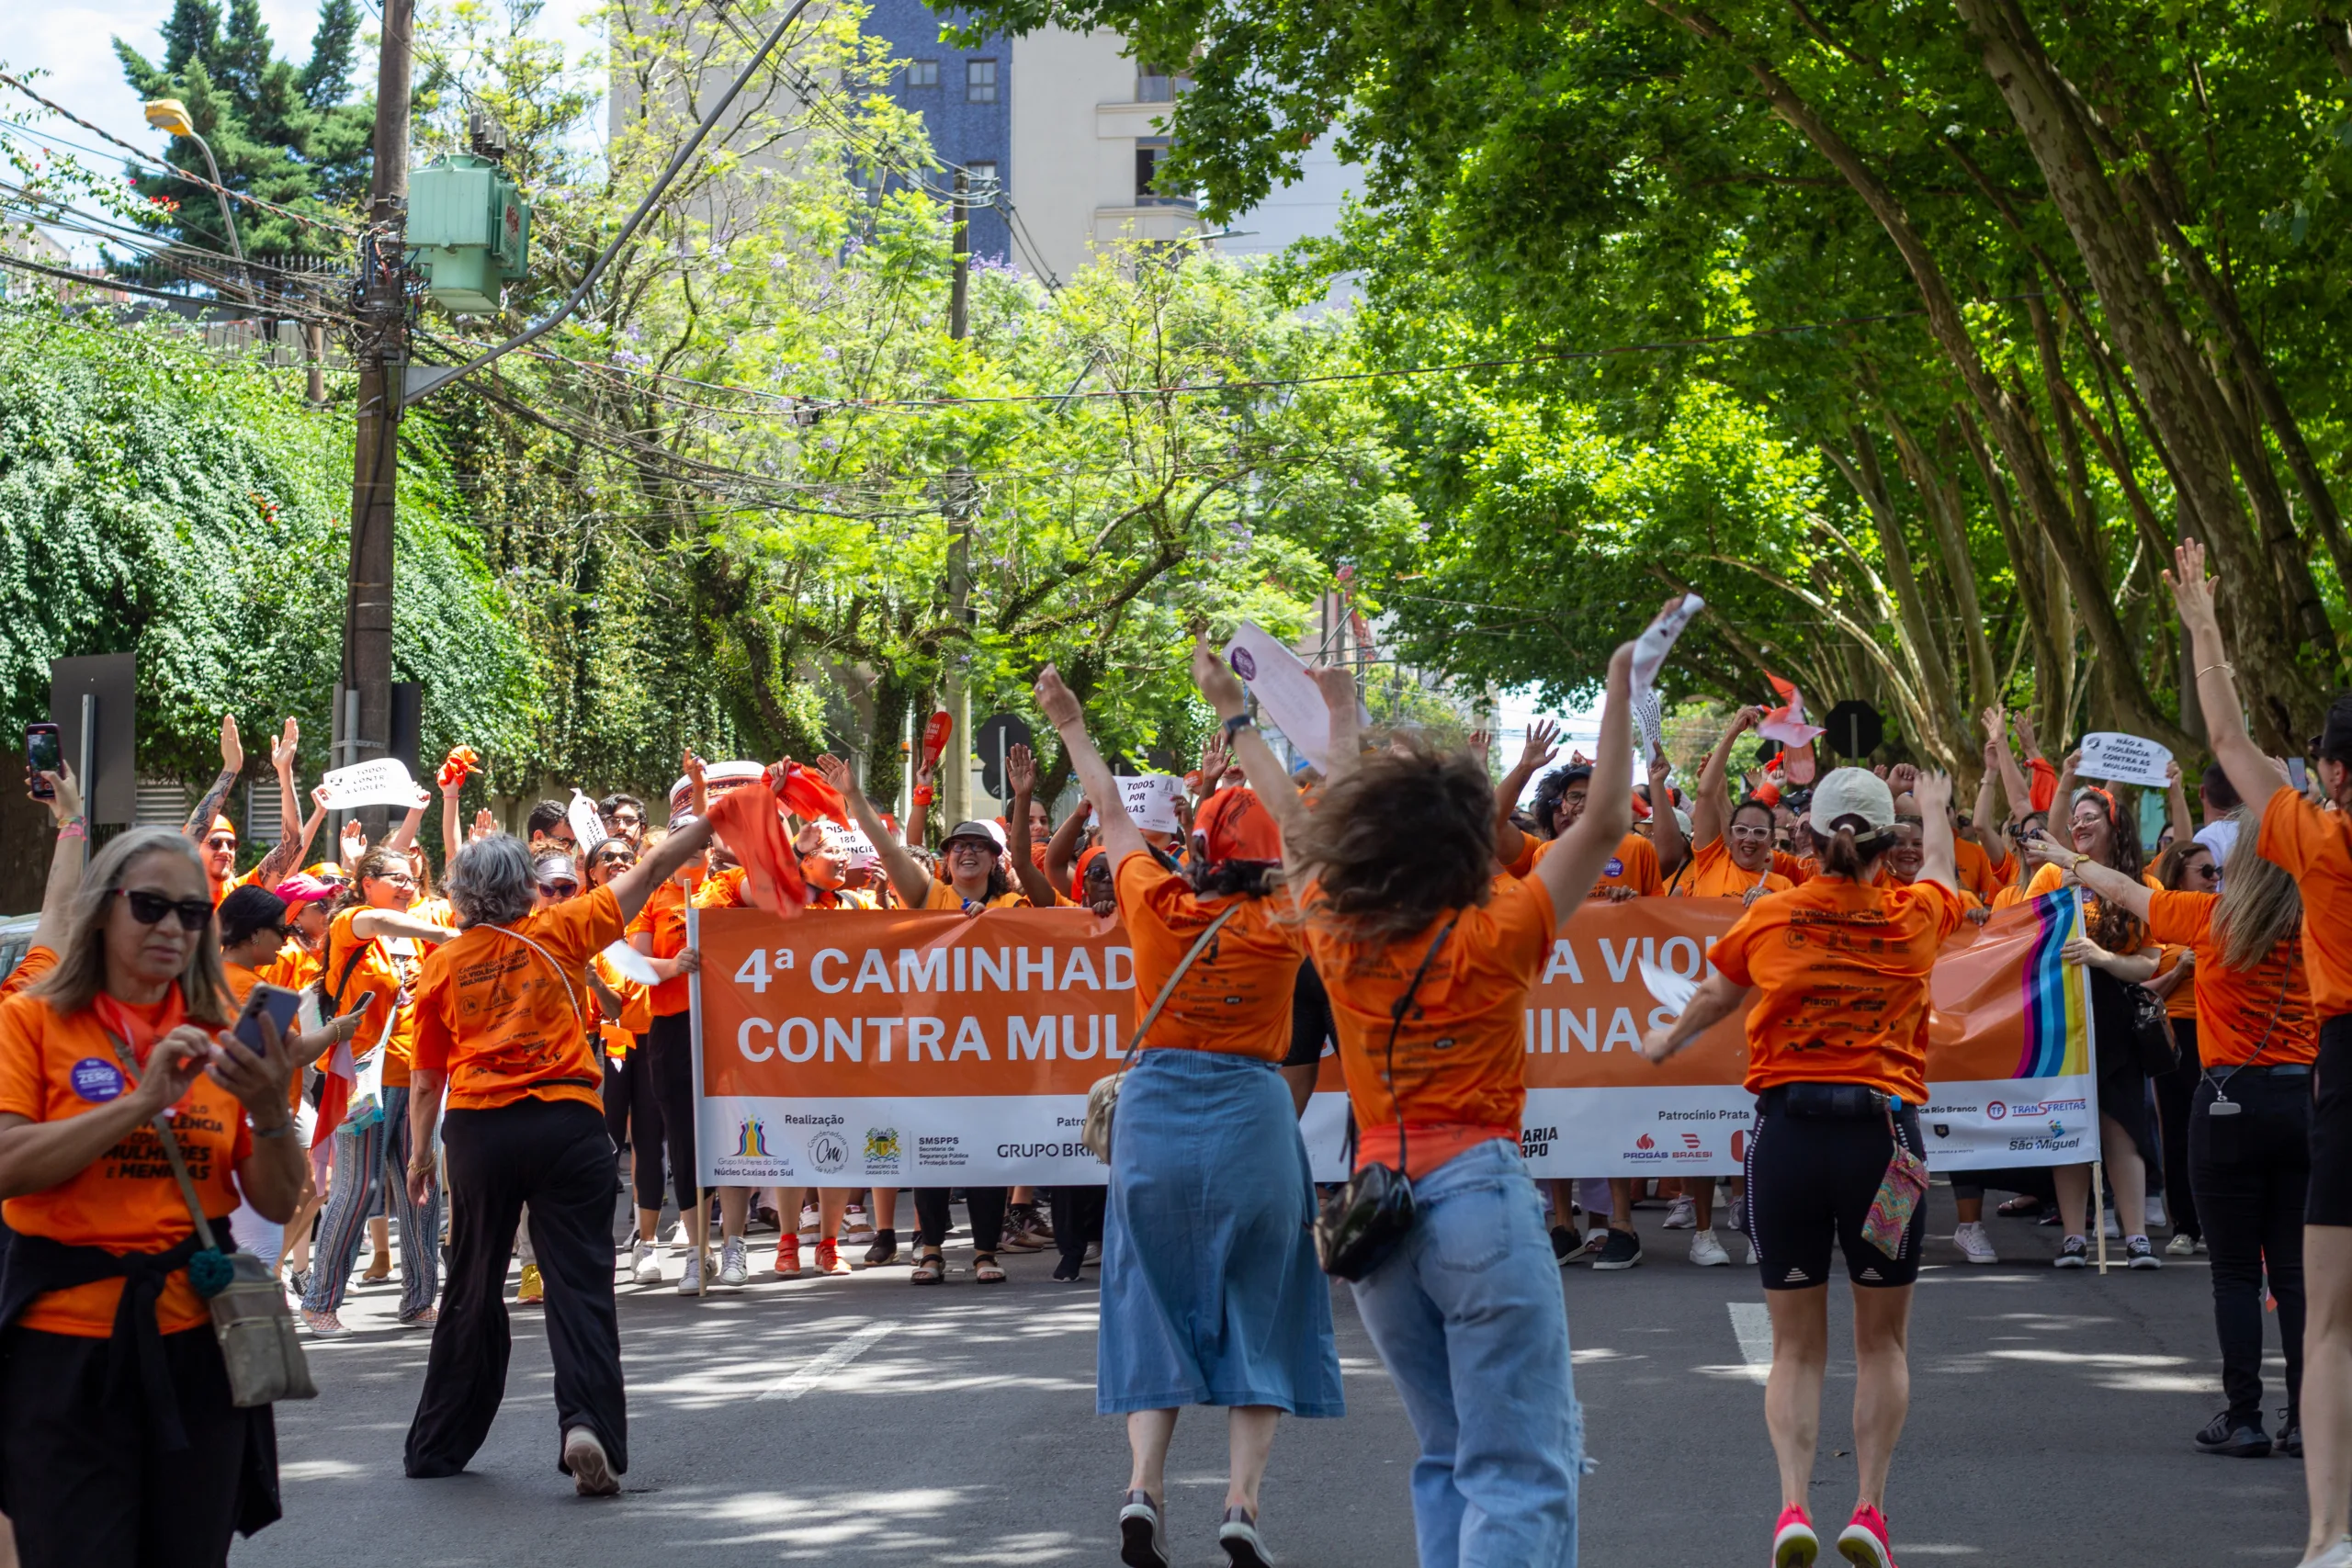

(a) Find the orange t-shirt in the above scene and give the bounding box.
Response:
[323,907,424,1089]
[591,950,650,1058]
[1298,874,1558,1179]
[0,991,254,1337]
[694,866,747,909]
[208,863,266,908]
[1114,851,1302,1062]
[2154,944,2199,1021]
[2143,889,2316,1066]
[922,879,1031,913]
[2258,786,2352,1018]
[628,874,697,1017]
[1953,838,2003,905]
[805,886,878,910]
[1514,830,1662,897]
[1775,850,1815,886]
[1672,837,1793,899]
[1,944,57,999]
[1708,876,1967,1104]
[411,886,623,1113]
[273,938,322,994]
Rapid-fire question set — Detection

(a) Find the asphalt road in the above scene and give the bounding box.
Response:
[240,1186,2308,1566]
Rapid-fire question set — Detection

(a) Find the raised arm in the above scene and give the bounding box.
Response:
[1692,706,1759,850]
[817,753,933,908]
[1914,772,1960,895]
[605,812,718,927]
[2163,760,2195,846]
[28,763,86,954]
[1036,667,1149,871]
[183,714,243,840]
[1646,749,1688,877]
[1982,706,2031,822]
[2165,540,2281,814]
[2052,747,2081,818]
[1043,797,1091,896]
[1191,634,1315,840]
[1493,720,1562,834]
[383,787,429,854]
[1311,663,1363,790]
[1532,643,1636,915]
[1002,743,1059,907]
[1969,745,2003,856]
[245,718,308,888]
[2018,830,2154,922]
[440,773,464,866]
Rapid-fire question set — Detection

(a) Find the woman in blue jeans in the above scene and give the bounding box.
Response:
[1037,649,1343,1568]
[1276,634,1641,1568]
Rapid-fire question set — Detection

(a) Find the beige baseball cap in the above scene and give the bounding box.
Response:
[1808,768,1897,831]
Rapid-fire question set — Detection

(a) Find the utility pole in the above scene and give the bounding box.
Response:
[941,167,973,829]
[339,0,413,835]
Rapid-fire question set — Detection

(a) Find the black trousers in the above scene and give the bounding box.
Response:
[0,1324,270,1567]
[646,1011,700,1214]
[605,1041,667,1213]
[914,1187,1007,1252]
[407,1097,628,1480]
[2189,1071,2308,1427]
[1049,1185,1105,1262]
[2154,1017,2204,1240]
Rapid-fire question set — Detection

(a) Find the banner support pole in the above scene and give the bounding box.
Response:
[688,893,708,1300]
[2092,1159,2109,1275]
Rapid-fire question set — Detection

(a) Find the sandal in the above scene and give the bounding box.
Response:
[973,1252,1006,1284]
[910,1248,945,1285]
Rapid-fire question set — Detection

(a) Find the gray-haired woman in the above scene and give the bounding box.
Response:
[401,821,713,1496]
[0,827,304,1566]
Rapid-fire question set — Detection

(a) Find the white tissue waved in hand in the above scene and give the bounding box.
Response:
[1638,954,1699,1015]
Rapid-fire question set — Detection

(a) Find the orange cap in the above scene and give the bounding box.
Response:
[1191,786,1283,866]
[208,815,236,838]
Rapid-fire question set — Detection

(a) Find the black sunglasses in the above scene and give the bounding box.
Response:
[539,879,580,897]
[115,888,212,931]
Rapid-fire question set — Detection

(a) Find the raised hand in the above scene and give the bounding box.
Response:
[1913,770,1951,817]
[1467,728,1491,765]
[1035,664,1083,728]
[813,752,856,797]
[1519,719,1562,773]
[1309,663,1357,716]
[1887,762,1920,798]
[339,818,368,864]
[1191,634,1246,717]
[1198,728,1229,790]
[1006,742,1037,798]
[269,717,299,775]
[469,808,495,843]
[32,761,81,825]
[218,714,243,773]
[2164,538,2220,630]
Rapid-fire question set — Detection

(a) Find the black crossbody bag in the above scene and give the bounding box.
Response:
[1315,917,1457,1282]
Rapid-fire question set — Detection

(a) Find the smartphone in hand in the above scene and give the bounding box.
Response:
[26,724,61,800]
[232,983,303,1056]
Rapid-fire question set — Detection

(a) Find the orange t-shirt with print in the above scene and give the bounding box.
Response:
[922,879,1031,913]
[628,874,699,1017]
[0,991,254,1337]
[1511,830,1661,897]
[1708,876,1966,1104]
[1299,874,1558,1179]
[411,886,622,1113]
[1672,837,1793,899]
[1115,851,1301,1062]
[1,945,57,999]
[2143,889,2316,1067]
[322,907,426,1089]
[2258,785,2352,1017]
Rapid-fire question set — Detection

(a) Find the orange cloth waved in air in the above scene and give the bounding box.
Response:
[1299,874,1558,1179]
[2258,785,2352,1018]
[2143,890,2316,1067]
[0,987,254,1337]
[1707,876,1967,1105]
[1672,837,1792,899]
[1114,851,1302,1062]
[411,885,623,1113]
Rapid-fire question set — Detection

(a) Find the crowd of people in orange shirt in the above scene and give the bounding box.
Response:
[0,540,2346,1568]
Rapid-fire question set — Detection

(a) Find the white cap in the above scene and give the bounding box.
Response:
[1673,807,1692,837]
[1809,768,1897,832]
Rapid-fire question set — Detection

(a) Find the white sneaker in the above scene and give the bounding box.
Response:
[842,1203,876,1244]
[676,1253,704,1295]
[563,1426,620,1497]
[718,1236,749,1287]
[2300,1539,2352,1568]
[2102,1210,2121,1239]
[629,1239,663,1285]
[797,1203,820,1242]
[2146,1193,2168,1229]
[1953,1221,1998,1264]
[1663,1196,1697,1230]
[1689,1228,1729,1267]
[2166,1232,2198,1258]
[1746,1236,1760,1266]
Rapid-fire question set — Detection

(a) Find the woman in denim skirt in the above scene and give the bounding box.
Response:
[1035,653,1342,1568]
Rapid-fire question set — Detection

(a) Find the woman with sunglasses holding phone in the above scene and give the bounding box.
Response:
[0,827,305,1567]
[300,847,456,1336]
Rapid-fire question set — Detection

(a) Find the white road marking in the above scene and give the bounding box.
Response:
[759,1322,896,1402]
[1726,1301,1771,1385]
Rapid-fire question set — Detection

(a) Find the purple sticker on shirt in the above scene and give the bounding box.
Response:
[1604,857,1624,878]
[69,1057,126,1103]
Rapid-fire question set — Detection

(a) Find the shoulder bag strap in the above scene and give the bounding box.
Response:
[321,931,374,1017]
[1382,915,1460,1177]
[103,1032,221,1255]
[483,923,589,1040]
[1114,904,1242,1075]
[2208,957,2298,1095]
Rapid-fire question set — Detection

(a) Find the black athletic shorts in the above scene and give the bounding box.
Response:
[1745,1088,1927,1291]
[2310,1014,2352,1227]
[1284,961,1332,1069]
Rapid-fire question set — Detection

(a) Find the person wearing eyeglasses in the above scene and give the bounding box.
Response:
[599,794,648,849]
[0,827,305,1566]
[299,848,457,1337]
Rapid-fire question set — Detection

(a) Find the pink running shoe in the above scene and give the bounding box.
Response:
[1772,1505,1819,1567]
[1837,1504,1897,1568]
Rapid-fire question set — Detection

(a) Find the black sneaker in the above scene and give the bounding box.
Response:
[2053,1235,2089,1269]
[2193,1411,2272,1458]
[2124,1235,2161,1270]
[1591,1228,1644,1270]
[862,1228,899,1267]
[2279,1413,2303,1458]
[1549,1224,1580,1266]
[1052,1253,1083,1282]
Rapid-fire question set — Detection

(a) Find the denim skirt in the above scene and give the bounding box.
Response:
[1097,1047,1344,1417]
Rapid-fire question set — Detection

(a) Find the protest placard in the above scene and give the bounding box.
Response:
[1115,773,1184,833]
[318,758,423,810]
[2075,731,2174,788]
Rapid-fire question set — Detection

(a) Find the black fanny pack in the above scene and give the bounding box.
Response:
[1773,1082,1897,1120]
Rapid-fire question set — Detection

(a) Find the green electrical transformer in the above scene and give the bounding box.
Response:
[408,153,531,314]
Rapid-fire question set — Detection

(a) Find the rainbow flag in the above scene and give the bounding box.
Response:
[2012,887,2093,1079]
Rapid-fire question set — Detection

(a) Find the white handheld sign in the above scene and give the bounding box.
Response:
[599,940,659,987]
[318,758,422,810]
[1638,953,1700,1014]
[1630,593,1703,692]
[1223,622,1366,774]
[2075,732,2174,789]
[1116,773,1184,834]
[567,790,610,856]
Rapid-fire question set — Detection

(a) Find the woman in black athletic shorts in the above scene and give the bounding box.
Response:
[1642,767,1966,1568]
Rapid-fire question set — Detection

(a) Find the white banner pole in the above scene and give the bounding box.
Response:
[688,893,707,1300]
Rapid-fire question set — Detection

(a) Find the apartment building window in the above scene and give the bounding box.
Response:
[1135,139,1189,206]
[962,160,1000,197]
[906,59,939,88]
[1136,63,1193,102]
[966,59,998,103]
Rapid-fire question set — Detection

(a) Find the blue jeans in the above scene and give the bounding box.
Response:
[1350,1138,1580,1568]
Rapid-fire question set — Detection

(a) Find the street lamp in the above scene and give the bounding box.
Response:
[142,97,247,299]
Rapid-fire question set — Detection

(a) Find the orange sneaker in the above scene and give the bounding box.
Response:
[815,1238,853,1276]
[773,1235,802,1277]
